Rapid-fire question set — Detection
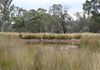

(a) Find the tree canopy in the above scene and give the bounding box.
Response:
[0,0,100,33]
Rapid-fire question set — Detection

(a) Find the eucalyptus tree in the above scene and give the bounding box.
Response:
[10,6,27,32]
[37,8,47,13]
[30,8,52,33]
[0,0,13,31]
[49,4,71,33]
[74,12,90,32]
[83,0,100,32]
[83,0,100,15]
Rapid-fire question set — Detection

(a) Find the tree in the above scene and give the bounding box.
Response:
[37,8,47,13]
[83,0,92,17]
[28,8,53,33]
[0,0,13,32]
[49,4,71,33]
[10,6,27,32]
[89,14,100,32]
[83,0,100,32]
[74,12,90,32]
[83,0,100,15]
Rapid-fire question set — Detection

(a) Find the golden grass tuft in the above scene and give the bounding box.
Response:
[19,33,81,40]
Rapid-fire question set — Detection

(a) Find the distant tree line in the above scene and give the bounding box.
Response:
[0,0,100,33]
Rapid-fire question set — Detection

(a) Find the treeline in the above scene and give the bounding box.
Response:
[0,0,100,33]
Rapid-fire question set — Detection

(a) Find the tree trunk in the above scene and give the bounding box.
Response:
[1,23,4,32]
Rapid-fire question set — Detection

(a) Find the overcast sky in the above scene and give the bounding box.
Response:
[12,0,86,13]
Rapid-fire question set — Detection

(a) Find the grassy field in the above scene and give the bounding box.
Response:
[0,32,100,70]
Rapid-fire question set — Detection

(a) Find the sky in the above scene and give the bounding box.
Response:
[12,0,86,13]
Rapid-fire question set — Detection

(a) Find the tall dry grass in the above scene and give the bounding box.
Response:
[19,33,81,40]
[80,33,100,51]
[0,32,100,70]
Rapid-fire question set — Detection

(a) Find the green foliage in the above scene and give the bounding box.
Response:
[0,0,13,32]
[89,14,100,32]
[0,0,100,33]
[83,0,100,15]
[83,0,100,33]
[50,4,71,33]
[82,26,89,32]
